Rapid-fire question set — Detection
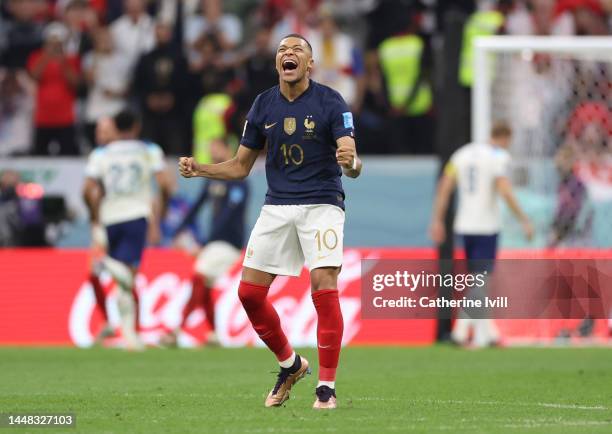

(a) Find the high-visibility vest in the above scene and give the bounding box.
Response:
[459,10,504,87]
[378,34,432,116]
[192,93,232,164]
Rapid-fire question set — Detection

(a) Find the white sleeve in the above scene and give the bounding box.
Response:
[147,143,166,172]
[494,152,511,178]
[85,149,103,179]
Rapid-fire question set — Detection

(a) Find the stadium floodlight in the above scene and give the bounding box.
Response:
[472,36,612,248]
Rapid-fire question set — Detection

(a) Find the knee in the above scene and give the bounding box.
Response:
[310,267,340,291]
[238,281,268,310]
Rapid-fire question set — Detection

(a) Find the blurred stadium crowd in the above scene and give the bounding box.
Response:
[1,0,610,160]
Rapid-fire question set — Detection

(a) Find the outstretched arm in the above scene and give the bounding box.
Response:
[496,177,534,241]
[179,145,260,180]
[429,173,456,245]
[336,135,362,178]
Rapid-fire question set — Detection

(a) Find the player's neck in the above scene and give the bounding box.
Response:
[279,78,310,102]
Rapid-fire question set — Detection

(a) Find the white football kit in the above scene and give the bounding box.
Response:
[446,142,511,235]
[85,140,165,226]
[243,204,345,277]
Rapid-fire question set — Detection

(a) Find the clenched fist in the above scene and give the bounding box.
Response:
[336,144,356,170]
[178,157,199,178]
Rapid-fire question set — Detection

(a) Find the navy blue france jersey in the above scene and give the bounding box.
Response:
[174,179,249,249]
[240,80,355,209]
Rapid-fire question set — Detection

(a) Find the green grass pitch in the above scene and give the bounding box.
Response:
[1,346,612,433]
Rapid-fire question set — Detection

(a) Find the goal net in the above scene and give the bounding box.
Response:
[473,36,612,250]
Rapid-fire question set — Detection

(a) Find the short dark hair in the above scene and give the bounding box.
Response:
[114,109,140,132]
[491,121,512,138]
[280,33,312,53]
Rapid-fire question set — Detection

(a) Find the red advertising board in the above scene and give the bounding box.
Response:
[0,248,436,347]
[1,248,610,347]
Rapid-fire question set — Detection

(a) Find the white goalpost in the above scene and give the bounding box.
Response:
[472,36,612,249]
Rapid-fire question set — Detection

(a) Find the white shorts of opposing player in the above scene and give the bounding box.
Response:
[243,205,345,276]
[195,241,242,287]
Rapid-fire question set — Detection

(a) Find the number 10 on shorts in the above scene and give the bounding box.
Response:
[315,229,338,251]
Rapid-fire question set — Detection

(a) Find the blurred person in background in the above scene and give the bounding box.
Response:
[233,27,278,137]
[309,4,365,111]
[429,122,534,347]
[505,0,576,35]
[549,143,590,247]
[235,26,278,100]
[0,169,48,246]
[268,0,319,47]
[185,0,242,52]
[189,34,236,164]
[557,0,610,35]
[378,11,434,153]
[0,0,45,69]
[110,0,155,73]
[86,116,119,343]
[59,0,97,57]
[82,26,130,147]
[161,138,249,347]
[27,22,80,155]
[0,68,34,156]
[132,20,188,155]
[0,170,23,247]
[83,109,171,350]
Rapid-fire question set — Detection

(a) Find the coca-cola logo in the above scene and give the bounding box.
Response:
[68,249,368,348]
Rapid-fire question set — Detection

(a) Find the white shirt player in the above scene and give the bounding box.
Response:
[85,140,165,226]
[446,142,511,235]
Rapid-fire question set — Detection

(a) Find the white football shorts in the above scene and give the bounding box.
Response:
[242,204,345,276]
[194,241,241,285]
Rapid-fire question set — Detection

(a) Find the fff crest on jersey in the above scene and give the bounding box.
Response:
[284,117,296,135]
[304,116,315,131]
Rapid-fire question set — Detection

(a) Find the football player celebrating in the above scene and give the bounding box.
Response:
[179,34,362,409]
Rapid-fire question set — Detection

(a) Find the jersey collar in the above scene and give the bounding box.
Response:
[278,79,314,104]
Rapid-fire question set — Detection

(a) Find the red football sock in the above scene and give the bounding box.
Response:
[132,288,140,332]
[181,274,205,328]
[89,273,108,321]
[312,289,344,382]
[202,283,215,331]
[238,280,293,361]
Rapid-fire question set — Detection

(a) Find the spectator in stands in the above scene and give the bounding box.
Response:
[110,0,154,72]
[378,12,434,153]
[59,0,97,57]
[233,27,277,130]
[506,0,576,35]
[549,143,589,247]
[132,21,189,155]
[309,5,365,110]
[185,0,242,51]
[269,0,318,47]
[557,0,610,35]
[27,22,80,155]
[0,68,34,156]
[83,26,130,147]
[0,170,22,247]
[0,0,45,69]
[190,34,235,164]
[188,33,234,98]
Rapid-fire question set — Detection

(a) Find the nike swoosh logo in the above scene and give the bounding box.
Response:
[317,255,331,261]
[318,344,332,349]
[264,122,277,129]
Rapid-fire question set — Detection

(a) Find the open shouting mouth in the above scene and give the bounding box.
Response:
[282,58,298,71]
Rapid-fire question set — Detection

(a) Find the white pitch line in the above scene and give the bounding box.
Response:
[424,399,608,411]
